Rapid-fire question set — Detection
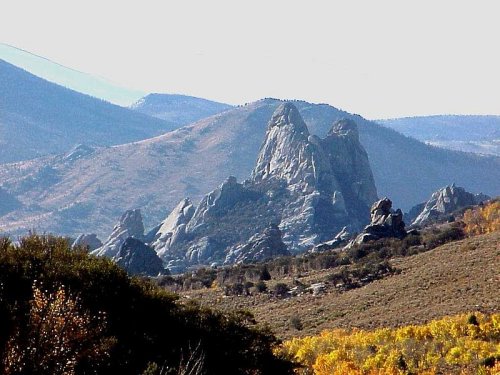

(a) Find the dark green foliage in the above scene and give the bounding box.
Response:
[273,283,290,297]
[255,281,268,293]
[468,314,479,326]
[422,223,465,250]
[0,235,295,374]
[290,316,303,331]
[259,265,272,281]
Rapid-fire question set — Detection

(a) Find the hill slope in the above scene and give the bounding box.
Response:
[378,115,500,156]
[0,59,175,163]
[0,43,144,106]
[0,99,499,238]
[130,93,232,126]
[183,230,500,339]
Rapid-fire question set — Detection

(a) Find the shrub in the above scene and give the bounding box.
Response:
[274,283,290,297]
[0,234,295,375]
[255,280,268,293]
[290,316,303,331]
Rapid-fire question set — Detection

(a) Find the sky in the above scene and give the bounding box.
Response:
[1,0,499,119]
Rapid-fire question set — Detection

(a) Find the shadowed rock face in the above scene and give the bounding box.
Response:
[115,237,165,277]
[147,103,379,273]
[321,119,378,226]
[91,209,144,259]
[411,184,490,226]
[224,224,290,265]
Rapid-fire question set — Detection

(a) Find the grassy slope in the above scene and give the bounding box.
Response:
[183,231,500,340]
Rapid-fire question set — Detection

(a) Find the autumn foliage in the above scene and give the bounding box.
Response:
[3,283,112,375]
[463,200,500,236]
[280,313,500,374]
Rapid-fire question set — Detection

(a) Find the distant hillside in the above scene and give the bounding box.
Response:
[0,59,175,163]
[130,93,232,125]
[378,115,500,156]
[0,99,498,239]
[0,43,144,105]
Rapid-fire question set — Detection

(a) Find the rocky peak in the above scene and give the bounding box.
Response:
[144,104,379,272]
[151,198,195,258]
[327,118,360,141]
[321,118,378,224]
[411,184,490,226]
[251,103,327,187]
[115,237,165,277]
[91,209,145,258]
[267,102,309,134]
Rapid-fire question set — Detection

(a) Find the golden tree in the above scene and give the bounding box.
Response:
[3,282,113,375]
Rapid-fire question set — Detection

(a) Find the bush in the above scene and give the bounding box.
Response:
[0,235,295,375]
[290,316,303,331]
[273,283,290,297]
[255,280,268,293]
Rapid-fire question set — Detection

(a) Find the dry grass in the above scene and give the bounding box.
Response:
[181,231,500,340]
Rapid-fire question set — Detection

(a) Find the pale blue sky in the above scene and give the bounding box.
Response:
[1,0,499,119]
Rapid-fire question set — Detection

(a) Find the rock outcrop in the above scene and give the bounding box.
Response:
[349,197,406,246]
[72,233,102,251]
[148,103,378,272]
[224,224,290,264]
[310,227,351,253]
[92,209,144,258]
[115,237,165,276]
[411,184,490,226]
[151,198,195,258]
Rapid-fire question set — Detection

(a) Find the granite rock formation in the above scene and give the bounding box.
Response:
[92,209,144,258]
[72,233,102,251]
[349,197,406,246]
[411,184,490,226]
[224,224,290,265]
[115,237,165,276]
[149,103,378,272]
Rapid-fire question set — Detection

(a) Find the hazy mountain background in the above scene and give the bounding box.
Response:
[0,42,144,105]
[0,59,178,163]
[378,115,500,156]
[1,98,498,239]
[130,93,232,126]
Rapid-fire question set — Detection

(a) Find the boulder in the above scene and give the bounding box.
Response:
[115,237,165,276]
[72,233,102,251]
[349,197,407,246]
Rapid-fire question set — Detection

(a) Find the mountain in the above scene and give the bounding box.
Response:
[0,59,177,163]
[130,93,232,125]
[0,43,144,106]
[1,99,499,239]
[146,103,377,271]
[407,184,490,226]
[377,115,500,156]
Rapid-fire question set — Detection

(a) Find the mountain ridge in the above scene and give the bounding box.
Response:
[0,99,499,239]
[0,59,175,163]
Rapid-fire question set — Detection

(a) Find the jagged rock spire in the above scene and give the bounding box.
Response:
[251,102,332,189]
[91,209,144,258]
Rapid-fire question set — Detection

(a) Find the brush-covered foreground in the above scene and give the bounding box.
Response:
[0,235,295,374]
[280,312,500,375]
